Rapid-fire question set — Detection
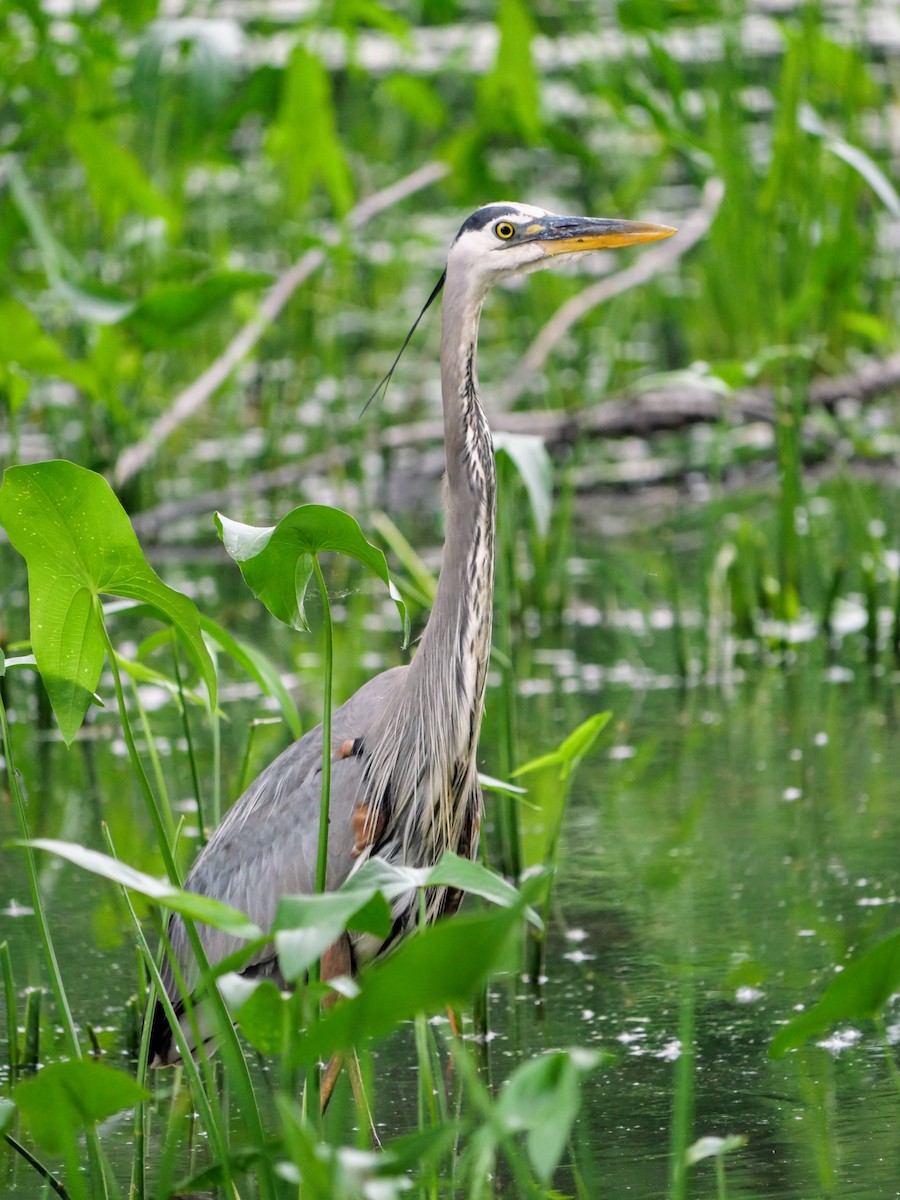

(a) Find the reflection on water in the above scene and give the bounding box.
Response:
[1,587,899,1198]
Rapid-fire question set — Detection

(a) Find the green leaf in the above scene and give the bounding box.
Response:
[273,889,393,983]
[477,0,541,143]
[769,929,900,1058]
[216,505,409,643]
[799,104,900,217]
[292,903,524,1065]
[19,839,262,941]
[494,432,553,539]
[513,712,612,781]
[199,614,302,739]
[14,1060,147,1155]
[127,271,272,348]
[347,850,529,914]
[68,120,180,236]
[0,296,95,395]
[0,461,216,744]
[217,975,288,1055]
[497,1048,601,1183]
[267,45,354,215]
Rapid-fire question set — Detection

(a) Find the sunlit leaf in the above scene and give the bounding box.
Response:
[0,296,95,397]
[769,929,900,1058]
[0,461,216,743]
[347,850,532,915]
[478,0,541,143]
[800,104,900,217]
[19,839,261,940]
[14,1061,147,1155]
[267,45,353,215]
[216,505,409,643]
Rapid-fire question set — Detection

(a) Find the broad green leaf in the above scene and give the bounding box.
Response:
[14,1060,147,1155]
[769,929,900,1058]
[513,712,612,781]
[20,839,261,941]
[0,461,216,743]
[494,432,553,539]
[216,505,409,643]
[292,903,524,1065]
[497,1048,601,1183]
[273,890,393,983]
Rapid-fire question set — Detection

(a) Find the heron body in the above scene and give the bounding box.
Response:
[149,202,674,1065]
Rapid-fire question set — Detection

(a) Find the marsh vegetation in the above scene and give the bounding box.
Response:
[1,1,899,1197]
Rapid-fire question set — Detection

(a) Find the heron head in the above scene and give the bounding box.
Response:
[448,201,675,290]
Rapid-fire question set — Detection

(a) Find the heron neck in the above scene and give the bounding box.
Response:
[409,270,496,746]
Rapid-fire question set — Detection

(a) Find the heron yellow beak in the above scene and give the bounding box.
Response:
[536,216,676,255]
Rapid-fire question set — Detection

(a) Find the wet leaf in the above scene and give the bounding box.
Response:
[14,1061,147,1154]
[769,929,900,1058]
[0,461,216,743]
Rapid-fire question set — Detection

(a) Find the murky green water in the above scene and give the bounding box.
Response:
[2,558,899,1197]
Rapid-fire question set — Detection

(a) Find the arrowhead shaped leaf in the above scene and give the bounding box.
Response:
[216,505,408,643]
[0,461,216,744]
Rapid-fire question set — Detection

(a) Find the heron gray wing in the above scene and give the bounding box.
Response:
[159,664,407,1001]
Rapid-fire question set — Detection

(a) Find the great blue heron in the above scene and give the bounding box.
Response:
[148,201,674,1067]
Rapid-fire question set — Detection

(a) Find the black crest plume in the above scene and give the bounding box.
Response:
[361,270,447,416]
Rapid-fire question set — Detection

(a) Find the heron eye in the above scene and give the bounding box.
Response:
[494,221,516,240]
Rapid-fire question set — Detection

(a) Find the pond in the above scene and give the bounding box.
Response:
[2,529,898,1197]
